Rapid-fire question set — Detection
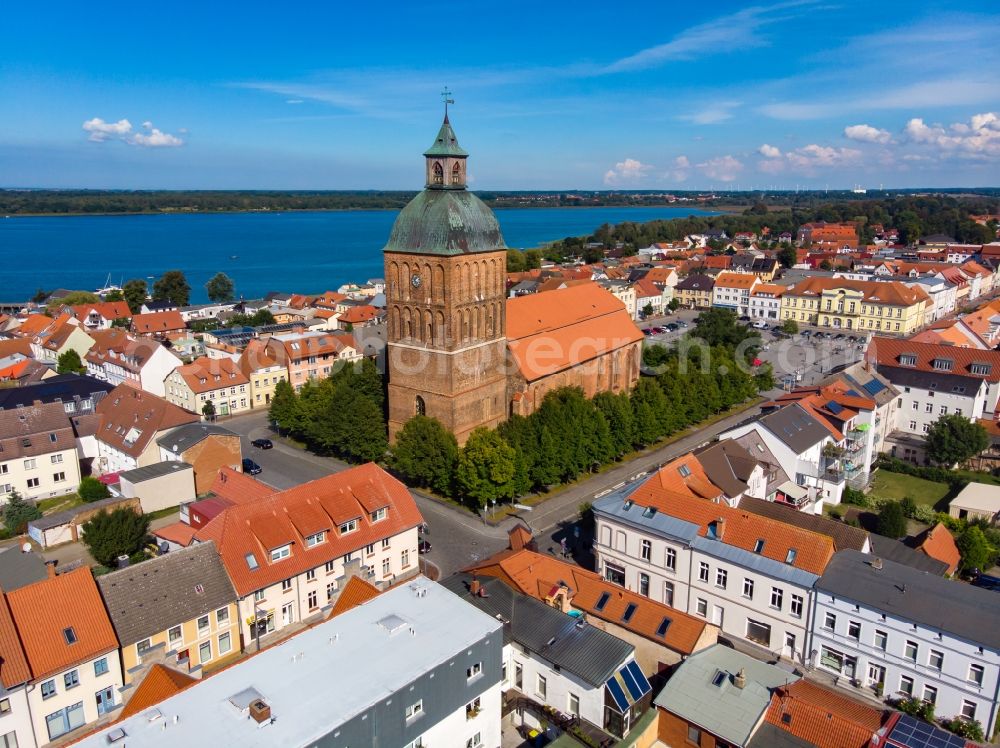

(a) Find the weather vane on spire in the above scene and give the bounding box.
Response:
[441,86,454,119]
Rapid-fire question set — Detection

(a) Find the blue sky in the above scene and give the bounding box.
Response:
[2,0,999,190]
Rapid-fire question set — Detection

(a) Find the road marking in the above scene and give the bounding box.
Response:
[594,489,611,499]
[612,481,625,489]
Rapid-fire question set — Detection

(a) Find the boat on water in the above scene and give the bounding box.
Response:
[94,274,123,297]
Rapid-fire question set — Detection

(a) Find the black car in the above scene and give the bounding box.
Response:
[242,458,262,475]
[418,539,432,554]
[251,438,273,449]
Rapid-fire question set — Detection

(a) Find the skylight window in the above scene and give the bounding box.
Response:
[245,553,259,570]
[622,603,637,623]
[754,539,765,554]
[678,464,692,478]
[595,592,610,611]
[712,670,727,687]
[642,506,657,519]
[63,627,77,645]
[785,549,797,565]
[622,500,633,511]
[656,617,672,637]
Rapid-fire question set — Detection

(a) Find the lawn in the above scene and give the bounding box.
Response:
[36,493,84,514]
[869,470,950,510]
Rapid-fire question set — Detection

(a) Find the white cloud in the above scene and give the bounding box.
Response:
[286,99,304,104]
[758,144,782,158]
[844,124,892,143]
[904,112,1000,158]
[82,118,132,142]
[83,116,184,147]
[697,155,743,182]
[680,103,740,125]
[130,127,184,148]
[663,156,691,182]
[785,144,861,169]
[603,158,653,186]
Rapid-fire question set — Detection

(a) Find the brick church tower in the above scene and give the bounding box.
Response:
[383,111,508,444]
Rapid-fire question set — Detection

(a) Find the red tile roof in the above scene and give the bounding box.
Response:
[338,305,378,324]
[151,521,198,547]
[209,467,277,505]
[70,301,132,323]
[628,471,834,575]
[764,680,884,748]
[172,356,250,394]
[119,664,198,719]
[785,277,930,308]
[915,523,961,576]
[714,271,758,290]
[95,384,199,459]
[132,310,186,335]
[0,595,30,689]
[867,336,1000,382]
[7,567,118,680]
[195,463,423,596]
[506,283,643,383]
[327,576,381,618]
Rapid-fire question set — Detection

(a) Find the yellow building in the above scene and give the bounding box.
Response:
[780,277,930,335]
[97,542,240,685]
[675,274,716,309]
[239,338,289,409]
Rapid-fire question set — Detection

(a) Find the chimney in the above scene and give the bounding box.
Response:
[715,517,726,540]
[249,699,271,724]
[469,578,480,597]
[872,557,883,570]
[45,560,58,579]
[734,668,747,689]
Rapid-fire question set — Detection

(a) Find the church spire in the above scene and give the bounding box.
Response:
[424,89,468,189]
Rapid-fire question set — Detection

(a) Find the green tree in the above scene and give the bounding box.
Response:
[819,259,833,270]
[523,249,543,270]
[875,501,907,539]
[122,278,148,314]
[780,318,799,334]
[152,270,191,306]
[81,508,151,568]
[642,303,654,318]
[78,476,111,502]
[205,272,236,303]
[390,416,458,495]
[777,244,798,268]
[899,496,917,519]
[506,249,526,273]
[46,290,99,315]
[692,308,760,349]
[103,289,124,303]
[202,400,216,421]
[926,414,989,466]
[667,298,680,312]
[1,490,42,535]
[593,392,635,458]
[455,428,518,508]
[269,379,301,433]
[56,349,86,374]
[956,525,993,574]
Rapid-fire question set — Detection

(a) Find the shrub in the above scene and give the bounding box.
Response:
[842,486,868,507]
[900,496,917,518]
[911,505,937,524]
[1,490,41,535]
[829,507,844,521]
[893,696,934,723]
[876,501,907,539]
[942,717,984,741]
[78,476,111,502]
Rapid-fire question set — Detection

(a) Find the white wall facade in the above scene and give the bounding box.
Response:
[891,381,989,438]
[0,446,80,503]
[505,642,610,728]
[415,680,501,748]
[749,293,782,320]
[0,684,35,748]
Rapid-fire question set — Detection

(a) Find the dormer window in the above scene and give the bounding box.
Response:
[432,161,444,185]
[270,544,291,562]
[971,363,992,376]
[370,507,387,523]
[305,531,326,548]
[899,354,917,366]
[339,518,359,535]
[933,358,953,371]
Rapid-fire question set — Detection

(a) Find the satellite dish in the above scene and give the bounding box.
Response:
[21,543,31,553]
[172,444,179,452]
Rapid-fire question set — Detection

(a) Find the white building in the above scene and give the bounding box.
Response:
[0,402,81,503]
[813,550,1000,733]
[711,272,759,316]
[748,284,785,321]
[593,476,836,666]
[72,577,504,748]
[85,332,181,397]
[444,574,653,741]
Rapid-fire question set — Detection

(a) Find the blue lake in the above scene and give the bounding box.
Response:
[0,206,717,303]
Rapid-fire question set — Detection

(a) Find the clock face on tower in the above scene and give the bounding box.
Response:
[411,273,422,288]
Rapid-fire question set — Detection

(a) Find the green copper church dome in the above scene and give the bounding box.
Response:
[383,178,507,256]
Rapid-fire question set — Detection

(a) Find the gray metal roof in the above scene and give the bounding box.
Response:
[0,548,48,591]
[759,404,830,451]
[157,423,238,453]
[692,537,819,588]
[593,487,702,543]
[653,644,798,746]
[817,549,1000,650]
[97,541,237,646]
[867,535,948,576]
[119,460,193,485]
[874,365,982,396]
[28,495,126,531]
[442,574,634,688]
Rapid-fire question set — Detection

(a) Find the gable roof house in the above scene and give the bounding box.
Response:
[27,313,96,365]
[193,462,424,646]
[157,422,243,495]
[0,401,82,502]
[5,566,124,745]
[692,439,767,506]
[85,328,181,397]
[97,542,240,688]
[753,679,885,748]
[68,301,132,330]
[163,355,252,417]
[131,309,186,339]
[94,384,199,475]
[675,274,716,309]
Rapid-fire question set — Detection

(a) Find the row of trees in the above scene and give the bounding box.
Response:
[34,270,237,311]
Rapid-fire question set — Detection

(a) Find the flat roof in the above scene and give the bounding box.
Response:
[950,482,1000,513]
[119,460,193,484]
[72,577,502,748]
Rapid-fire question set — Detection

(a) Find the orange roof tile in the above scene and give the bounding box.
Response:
[71,301,132,323]
[7,567,118,680]
[785,277,930,308]
[764,680,884,748]
[0,337,33,359]
[173,356,250,394]
[916,523,961,576]
[195,463,423,596]
[751,283,786,297]
[151,521,198,547]
[0,595,30,689]
[327,576,381,618]
[119,664,198,719]
[714,271,759,289]
[868,336,1000,382]
[338,305,378,324]
[13,314,56,337]
[466,549,711,655]
[209,466,277,505]
[132,310,186,334]
[95,384,199,459]
[506,283,643,383]
[628,472,834,575]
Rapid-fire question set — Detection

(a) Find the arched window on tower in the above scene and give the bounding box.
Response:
[451,162,461,185]
[432,162,444,185]
[415,395,426,416]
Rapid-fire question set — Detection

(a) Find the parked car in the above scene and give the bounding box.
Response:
[242,458,262,475]
[642,328,654,336]
[418,539,432,554]
[752,320,769,329]
[801,329,812,337]
[676,320,689,328]
[251,438,273,449]
[665,323,679,332]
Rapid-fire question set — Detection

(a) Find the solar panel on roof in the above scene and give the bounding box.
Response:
[888,714,965,748]
[863,379,887,396]
[606,677,629,712]
[826,400,844,414]
[845,389,862,397]
[625,661,652,697]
